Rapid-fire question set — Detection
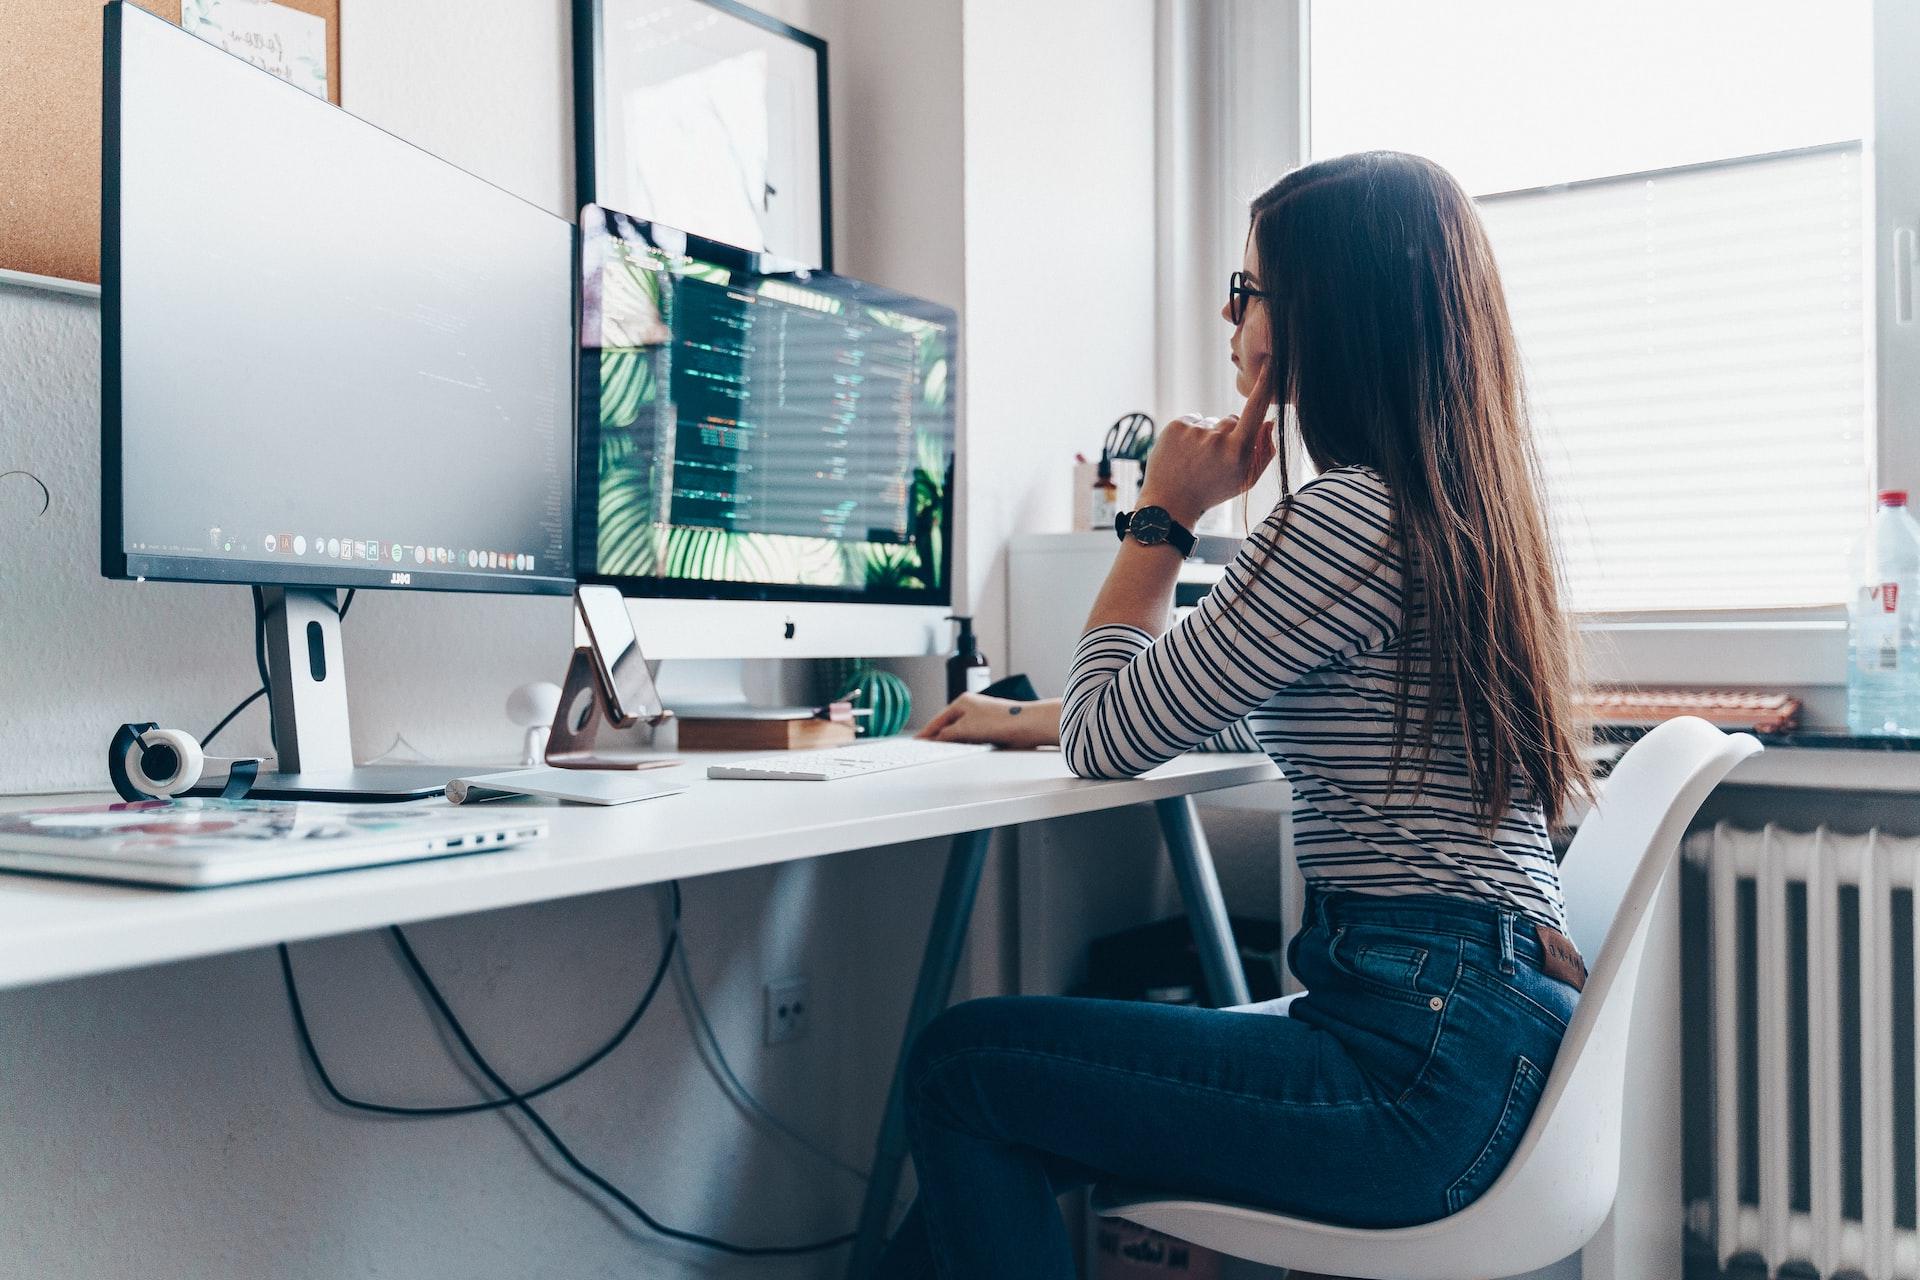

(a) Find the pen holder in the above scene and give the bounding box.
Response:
[544,646,678,768]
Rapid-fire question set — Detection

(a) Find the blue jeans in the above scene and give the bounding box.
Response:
[876,891,1579,1279]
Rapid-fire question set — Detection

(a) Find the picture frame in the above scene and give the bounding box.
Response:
[573,0,832,271]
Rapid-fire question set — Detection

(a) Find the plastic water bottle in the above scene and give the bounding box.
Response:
[1847,490,1920,736]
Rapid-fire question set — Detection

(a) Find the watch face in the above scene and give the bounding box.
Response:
[1130,507,1172,543]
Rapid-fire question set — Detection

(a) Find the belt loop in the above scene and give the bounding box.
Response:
[1498,911,1517,976]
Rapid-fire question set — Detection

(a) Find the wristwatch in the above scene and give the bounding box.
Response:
[1114,506,1196,558]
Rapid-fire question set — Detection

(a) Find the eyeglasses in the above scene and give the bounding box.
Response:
[1227,271,1271,325]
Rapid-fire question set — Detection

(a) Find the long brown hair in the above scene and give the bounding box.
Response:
[1247,151,1588,828]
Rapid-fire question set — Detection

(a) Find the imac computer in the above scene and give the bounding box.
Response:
[102,4,575,798]
[575,204,958,672]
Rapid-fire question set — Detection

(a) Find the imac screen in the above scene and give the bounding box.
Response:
[577,204,955,605]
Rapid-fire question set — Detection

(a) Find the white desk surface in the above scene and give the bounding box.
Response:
[0,751,1278,993]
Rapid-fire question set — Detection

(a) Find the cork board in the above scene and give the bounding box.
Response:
[0,0,341,284]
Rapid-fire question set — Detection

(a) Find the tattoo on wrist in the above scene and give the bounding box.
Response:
[1008,706,1022,716]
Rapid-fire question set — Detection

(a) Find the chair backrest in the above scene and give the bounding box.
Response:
[1446,717,1761,1261]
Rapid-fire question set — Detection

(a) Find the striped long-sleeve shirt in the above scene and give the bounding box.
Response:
[1060,465,1567,932]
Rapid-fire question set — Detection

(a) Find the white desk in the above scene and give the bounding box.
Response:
[0,748,1278,1278]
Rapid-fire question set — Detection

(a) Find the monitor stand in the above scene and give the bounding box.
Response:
[233,587,490,802]
[651,656,815,719]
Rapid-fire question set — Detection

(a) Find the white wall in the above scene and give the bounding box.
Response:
[959,0,1158,671]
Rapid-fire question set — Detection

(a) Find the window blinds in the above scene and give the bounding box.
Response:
[1475,143,1871,613]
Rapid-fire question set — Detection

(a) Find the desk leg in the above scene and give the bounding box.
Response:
[1154,795,1251,1008]
[846,826,993,1280]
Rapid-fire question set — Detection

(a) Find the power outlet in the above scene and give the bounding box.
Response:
[764,976,811,1045]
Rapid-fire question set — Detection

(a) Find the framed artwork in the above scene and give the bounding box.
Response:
[573,0,832,270]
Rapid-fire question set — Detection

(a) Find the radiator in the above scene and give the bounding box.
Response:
[1685,822,1920,1280]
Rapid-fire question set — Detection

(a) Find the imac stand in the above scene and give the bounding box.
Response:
[239,587,488,801]
[651,657,818,718]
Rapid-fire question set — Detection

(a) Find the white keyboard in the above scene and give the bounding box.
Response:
[706,739,994,781]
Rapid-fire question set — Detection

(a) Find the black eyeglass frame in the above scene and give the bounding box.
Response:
[1227,271,1271,325]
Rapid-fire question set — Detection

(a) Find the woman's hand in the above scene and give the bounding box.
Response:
[917,694,1062,749]
[1135,361,1276,528]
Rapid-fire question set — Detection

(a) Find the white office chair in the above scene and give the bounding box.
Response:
[1091,716,1761,1279]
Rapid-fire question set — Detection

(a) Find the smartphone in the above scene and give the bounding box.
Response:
[575,585,662,724]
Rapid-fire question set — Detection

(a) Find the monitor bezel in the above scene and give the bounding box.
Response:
[99,1,576,598]
[575,208,958,611]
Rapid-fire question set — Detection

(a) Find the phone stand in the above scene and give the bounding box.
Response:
[545,646,678,769]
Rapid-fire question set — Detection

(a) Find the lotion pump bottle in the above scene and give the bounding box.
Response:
[947,615,992,700]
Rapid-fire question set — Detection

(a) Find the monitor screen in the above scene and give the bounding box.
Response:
[102,3,575,594]
[576,204,955,607]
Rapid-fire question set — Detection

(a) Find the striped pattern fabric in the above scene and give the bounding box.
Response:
[1061,466,1568,932]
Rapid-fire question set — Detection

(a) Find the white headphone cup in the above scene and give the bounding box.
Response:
[134,728,206,797]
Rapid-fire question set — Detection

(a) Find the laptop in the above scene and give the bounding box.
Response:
[0,798,548,888]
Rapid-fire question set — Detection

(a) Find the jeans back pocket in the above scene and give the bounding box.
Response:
[1351,941,1426,988]
[1328,927,1432,1002]
[1445,1053,1546,1214]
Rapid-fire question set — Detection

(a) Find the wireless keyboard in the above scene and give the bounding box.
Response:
[707,739,994,781]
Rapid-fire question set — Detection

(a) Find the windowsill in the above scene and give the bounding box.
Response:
[1577,616,1846,690]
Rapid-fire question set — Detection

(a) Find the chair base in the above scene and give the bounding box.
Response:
[1090,1185,1586,1280]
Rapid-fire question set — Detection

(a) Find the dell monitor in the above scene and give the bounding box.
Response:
[575,204,957,668]
[102,3,575,798]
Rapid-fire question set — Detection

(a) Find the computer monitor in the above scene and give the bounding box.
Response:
[102,3,576,797]
[575,204,957,664]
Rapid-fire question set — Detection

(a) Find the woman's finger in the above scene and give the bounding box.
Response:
[1230,361,1276,444]
[1248,420,1277,474]
[917,705,962,739]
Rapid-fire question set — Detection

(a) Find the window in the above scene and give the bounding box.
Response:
[1307,0,1875,615]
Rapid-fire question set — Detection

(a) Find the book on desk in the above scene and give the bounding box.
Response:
[674,702,860,751]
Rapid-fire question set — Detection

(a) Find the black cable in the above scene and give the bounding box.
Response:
[249,586,272,689]
[279,883,854,1258]
[386,916,854,1258]
[202,687,268,750]
[203,589,274,749]
[278,883,682,1118]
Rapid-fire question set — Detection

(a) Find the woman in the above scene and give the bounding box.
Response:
[878,151,1591,1280]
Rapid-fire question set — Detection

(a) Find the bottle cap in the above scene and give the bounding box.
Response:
[1879,489,1909,507]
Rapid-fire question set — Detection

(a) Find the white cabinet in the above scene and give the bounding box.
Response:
[1006,532,1227,698]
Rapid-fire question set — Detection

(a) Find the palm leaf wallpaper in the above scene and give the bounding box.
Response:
[582,208,953,598]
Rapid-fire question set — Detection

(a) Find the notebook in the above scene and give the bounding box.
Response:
[0,798,548,888]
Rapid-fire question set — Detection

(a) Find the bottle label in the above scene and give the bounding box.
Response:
[966,667,994,694]
[1855,611,1902,673]
[1869,581,1900,614]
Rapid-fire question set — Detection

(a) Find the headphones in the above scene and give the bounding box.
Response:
[108,723,262,802]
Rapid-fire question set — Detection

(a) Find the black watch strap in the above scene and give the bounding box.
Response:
[1114,507,1197,557]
